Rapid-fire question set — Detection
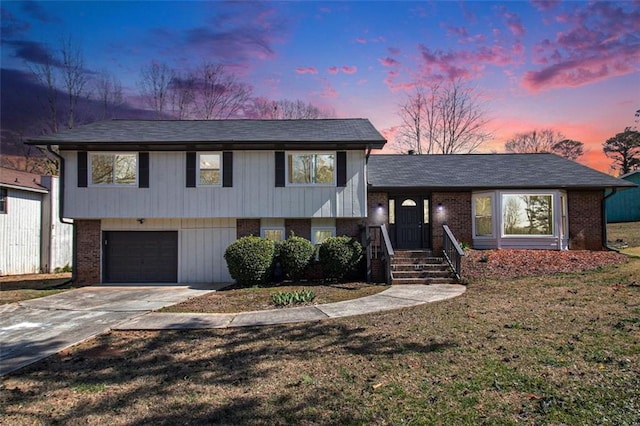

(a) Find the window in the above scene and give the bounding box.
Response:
[423,199,430,224]
[312,227,335,245]
[90,153,137,185]
[401,198,416,207]
[388,199,395,224]
[198,153,221,186]
[0,188,7,214]
[502,194,553,236]
[262,228,285,241]
[474,195,493,237]
[288,153,335,185]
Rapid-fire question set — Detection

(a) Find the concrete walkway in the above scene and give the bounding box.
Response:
[1,283,465,376]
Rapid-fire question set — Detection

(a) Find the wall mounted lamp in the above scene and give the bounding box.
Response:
[436,203,444,212]
[137,218,145,224]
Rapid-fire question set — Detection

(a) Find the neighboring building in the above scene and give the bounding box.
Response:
[605,171,640,223]
[27,119,635,285]
[0,167,73,275]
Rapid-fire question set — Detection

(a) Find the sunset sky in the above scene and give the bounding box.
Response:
[2,1,639,172]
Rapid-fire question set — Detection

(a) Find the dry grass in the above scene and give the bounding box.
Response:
[0,273,73,305]
[608,221,640,248]
[3,259,640,425]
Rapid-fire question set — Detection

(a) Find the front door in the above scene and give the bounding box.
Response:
[396,198,422,249]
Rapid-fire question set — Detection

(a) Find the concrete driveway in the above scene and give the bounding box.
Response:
[0,284,219,376]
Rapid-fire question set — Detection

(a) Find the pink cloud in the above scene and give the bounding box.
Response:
[320,80,338,98]
[388,47,400,56]
[503,12,525,37]
[355,37,366,44]
[327,66,339,75]
[531,0,561,12]
[296,67,318,75]
[379,57,399,67]
[341,65,357,74]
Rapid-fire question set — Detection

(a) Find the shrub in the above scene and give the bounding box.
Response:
[318,236,363,281]
[271,289,316,307]
[278,235,315,280]
[224,236,276,286]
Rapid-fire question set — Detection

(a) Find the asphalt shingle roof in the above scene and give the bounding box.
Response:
[367,154,636,189]
[0,167,48,192]
[26,119,386,148]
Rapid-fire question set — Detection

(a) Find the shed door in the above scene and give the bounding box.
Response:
[103,231,178,283]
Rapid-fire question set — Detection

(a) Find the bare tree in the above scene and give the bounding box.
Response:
[28,50,59,133]
[138,61,174,117]
[169,72,196,120]
[95,71,123,119]
[552,139,584,161]
[504,129,564,154]
[193,63,252,119]
[603,128,640,175]
[395,80,491,154]
[60,36,89,129]
[251,98,333,119]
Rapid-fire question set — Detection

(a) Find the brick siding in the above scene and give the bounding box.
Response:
[366,192,389,226]
[431,192,472,255]
[285,219,311,240]
[236,219,261,239]
[336,218,363,238]
[568,190,604,250]
[75,219,101,285]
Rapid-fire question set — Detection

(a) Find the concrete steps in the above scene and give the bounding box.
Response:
[391,250,457,285]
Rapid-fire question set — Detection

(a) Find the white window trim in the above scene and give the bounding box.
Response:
[500,191,556,238]
[286,151,337,187]
[261,227,286,241]
[89,152,138,187]
[311,227,336,245]
[472,192,495,239]
[197,152,222,187]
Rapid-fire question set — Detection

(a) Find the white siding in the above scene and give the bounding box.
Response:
[40,176,73,272]
[63,150,367,219]
[102,218,234,283]
[0,189,42,275]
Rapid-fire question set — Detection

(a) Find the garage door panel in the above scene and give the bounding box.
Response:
[104,231,178,283]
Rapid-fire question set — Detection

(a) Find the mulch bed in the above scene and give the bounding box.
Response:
[463,249,627,281]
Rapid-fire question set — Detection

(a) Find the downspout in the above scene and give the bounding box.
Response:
[46,146,76,283]
[602,188,617,250]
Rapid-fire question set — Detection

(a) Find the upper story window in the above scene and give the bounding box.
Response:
[287,152,335,186]
[0,188,7,214]
[90,153,137,186]
[198,153,221,186]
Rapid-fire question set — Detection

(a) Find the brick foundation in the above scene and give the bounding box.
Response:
[236,219,261,238]
[568,190,604,250]
[75,220,101,285]
[285,219,311,240]
[431,192,472,255]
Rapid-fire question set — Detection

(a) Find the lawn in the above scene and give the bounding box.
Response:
[3,257,639,424]
[608,221,640,252]
[0,273,73,305]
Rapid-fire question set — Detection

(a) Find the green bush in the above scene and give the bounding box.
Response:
[224,236,276,286]
[278,235,315,280]
[271,289,316,307]
[318,236,363,281]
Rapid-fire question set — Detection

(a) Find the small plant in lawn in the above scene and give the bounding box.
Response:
[318,236,363,281]
[271,289,316,306]
[278,235,315,280]
[479,254,489,263]
[224,236,276,287]
[458,241,471,251]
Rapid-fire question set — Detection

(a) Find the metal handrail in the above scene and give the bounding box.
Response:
[363,224,395,284]
[380,223,394,284]
[442,224,464,280]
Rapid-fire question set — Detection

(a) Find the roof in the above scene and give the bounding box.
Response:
[26,119,387,150]
[619,170,640,181]
[0,167,48,193]
[367,153,637,190]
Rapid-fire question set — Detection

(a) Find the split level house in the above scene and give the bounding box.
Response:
[0,167,73,275]
[27,119,636,285]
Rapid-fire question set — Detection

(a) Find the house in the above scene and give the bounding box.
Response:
[27,119,635,285]
[0,167,73,275]
[605,171,640,223]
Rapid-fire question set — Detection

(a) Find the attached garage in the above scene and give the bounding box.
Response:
[103,231,178,283]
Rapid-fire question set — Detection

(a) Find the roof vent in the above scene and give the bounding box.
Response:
[407,149,416,155]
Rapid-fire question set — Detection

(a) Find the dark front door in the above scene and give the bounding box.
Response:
[103,231,178,283]
[396,198,422,249]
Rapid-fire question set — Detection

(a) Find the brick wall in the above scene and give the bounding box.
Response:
[285,219,311,240]
[336,218,363,238]
[431,192,472,255]
[568,190,604,250]
[236,219,260,238]
[367,192,389,226]
[75,219,101,285]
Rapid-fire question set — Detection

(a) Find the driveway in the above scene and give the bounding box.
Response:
[0,284,219,376]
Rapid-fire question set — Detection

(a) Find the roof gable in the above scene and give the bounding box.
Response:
[0,167,48,192]
[26,119,387,151]
[367,154,636,190]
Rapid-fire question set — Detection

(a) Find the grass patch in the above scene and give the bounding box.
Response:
[608,221,640,247]
[0,273,73,304]
[3,258,640,424]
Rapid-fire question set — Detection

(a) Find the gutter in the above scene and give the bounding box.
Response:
[46,146,77,283]
[602,188,617,251]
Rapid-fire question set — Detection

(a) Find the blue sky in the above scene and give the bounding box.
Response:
[2,1,639,171]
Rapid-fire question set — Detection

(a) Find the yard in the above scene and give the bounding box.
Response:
[2,223,639,424]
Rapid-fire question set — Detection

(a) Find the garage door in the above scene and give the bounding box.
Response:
[103,231,178,283]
